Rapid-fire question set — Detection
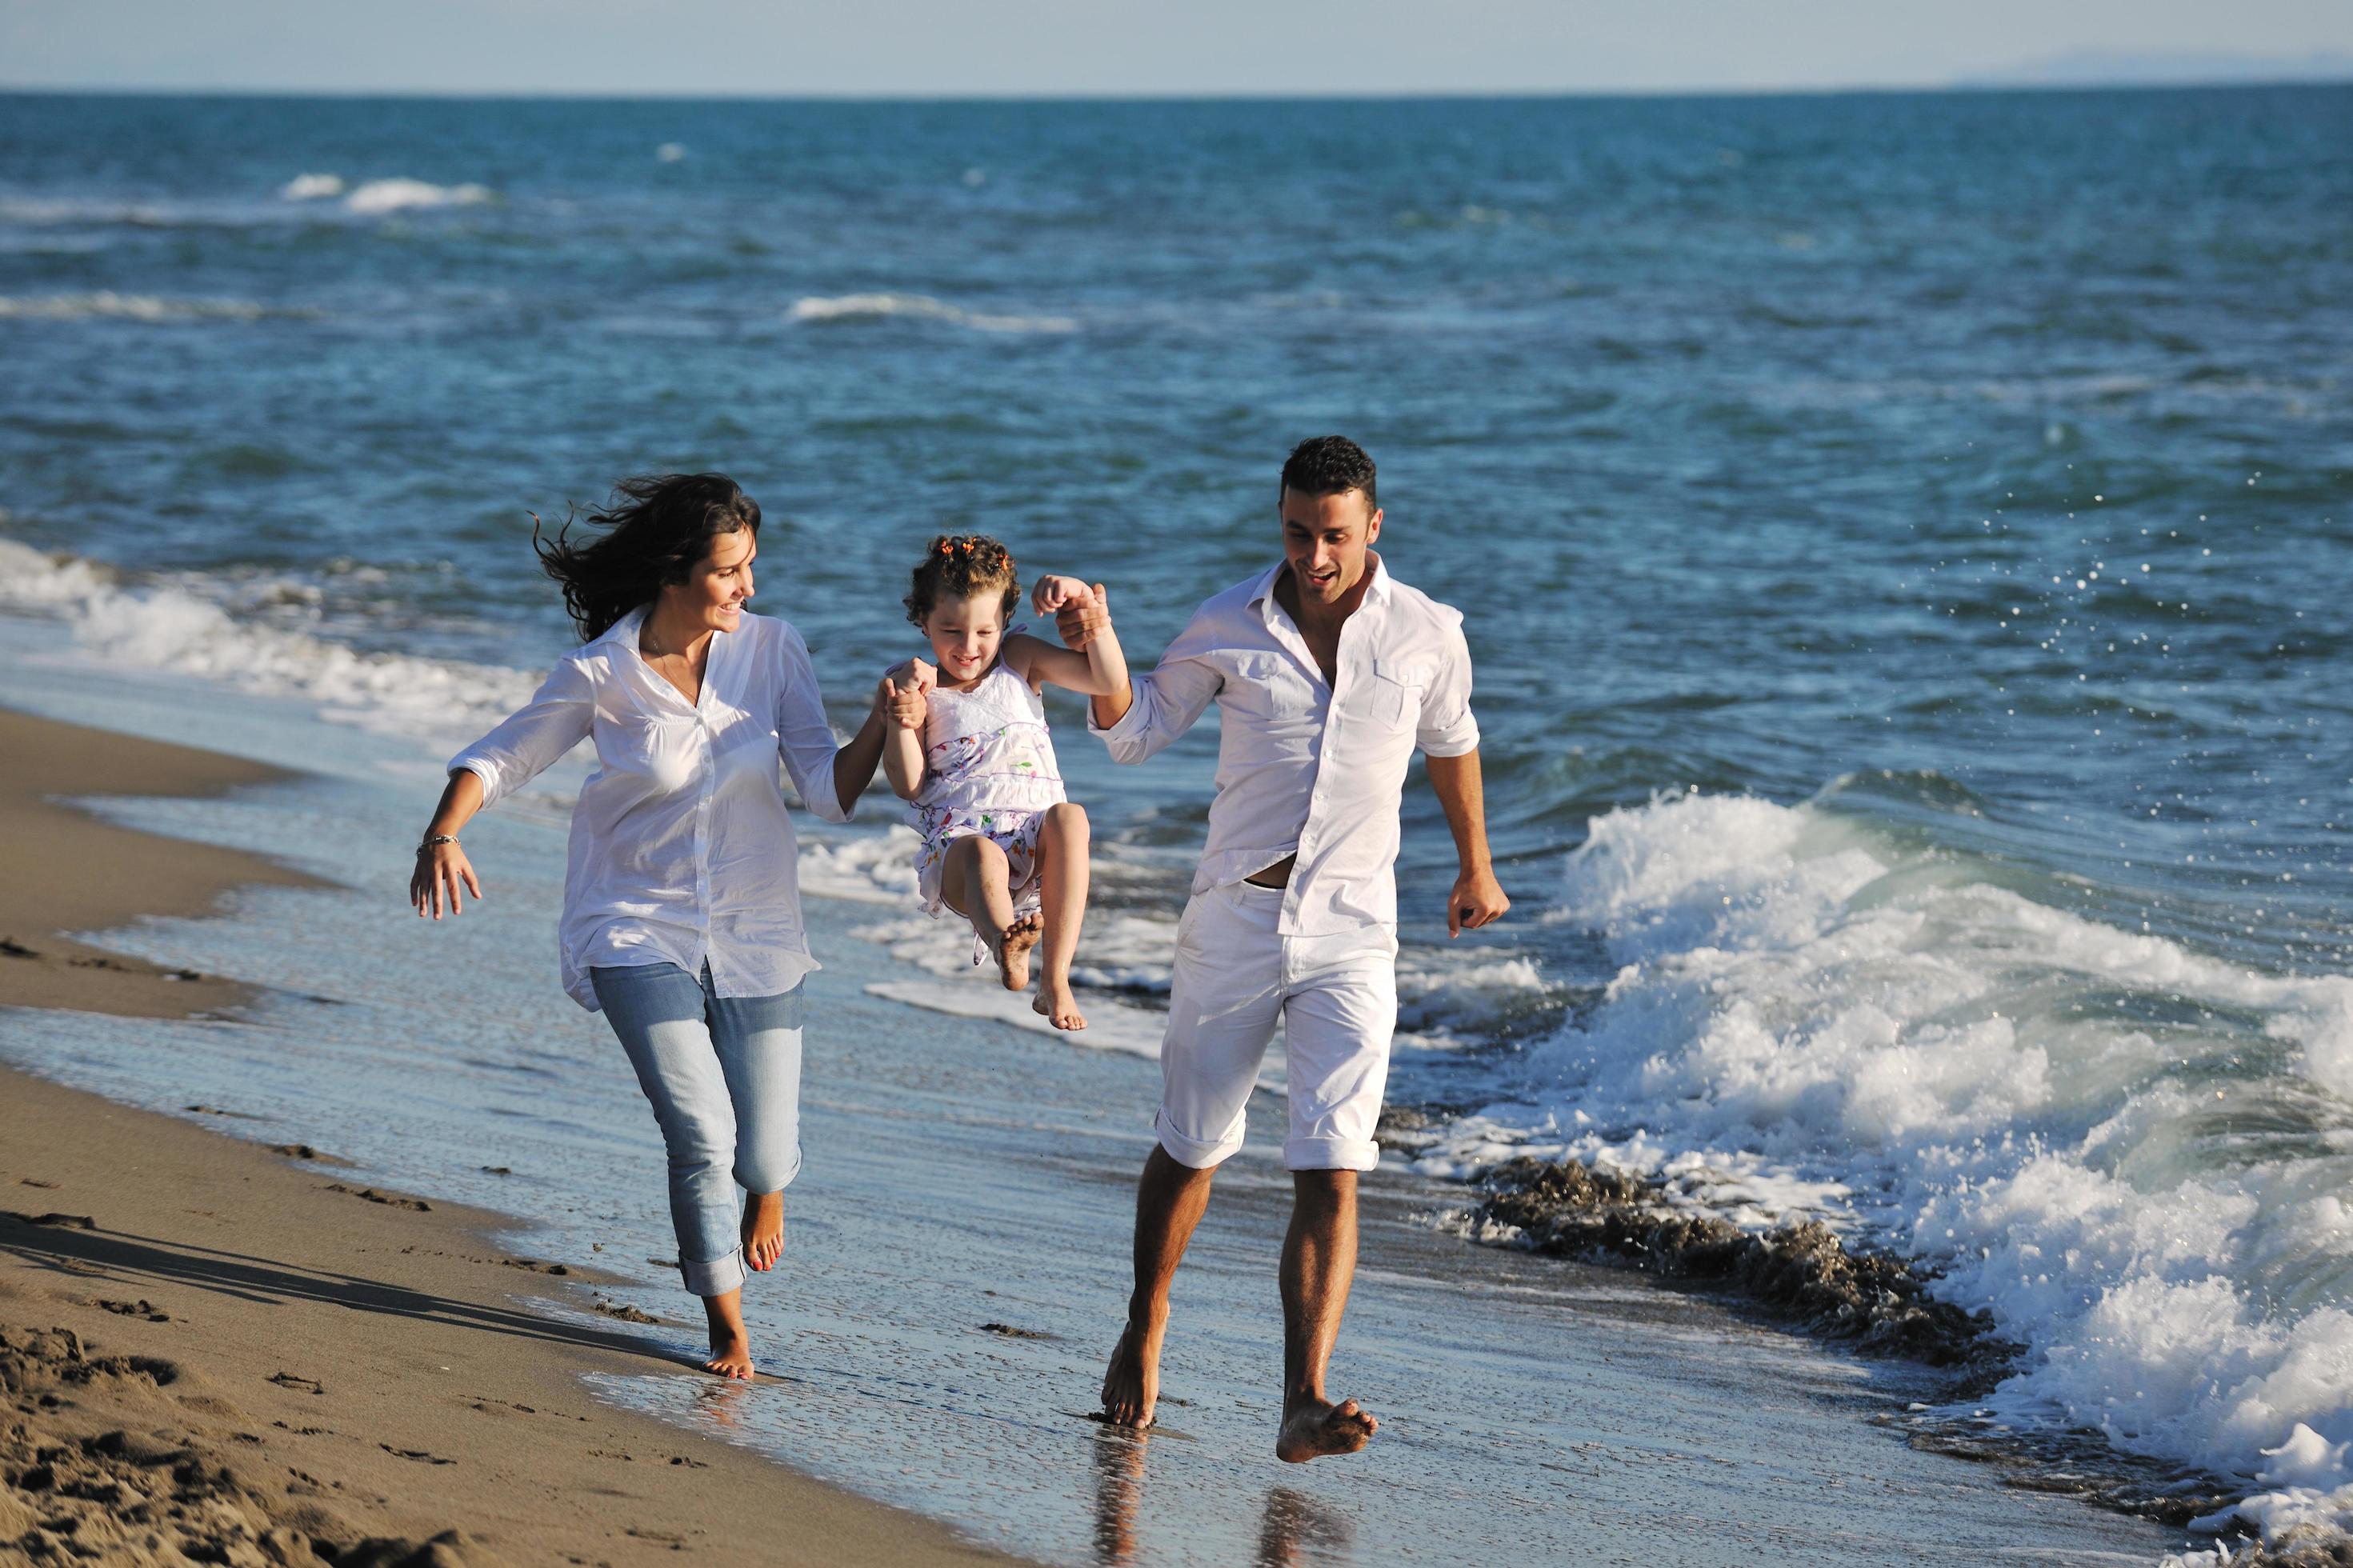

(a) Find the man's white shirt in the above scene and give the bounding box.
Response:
[1089,557,1478,934]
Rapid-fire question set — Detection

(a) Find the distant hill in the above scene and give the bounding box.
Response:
[1961,49,2353,89]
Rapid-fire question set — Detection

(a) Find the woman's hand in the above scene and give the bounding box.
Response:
[410,840,482,919]
[879,658,935,729]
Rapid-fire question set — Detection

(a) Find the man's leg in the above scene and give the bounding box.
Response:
[1100,882,1283,1427]
[1100,1146,1217,1426]
[1275,1170,1377,1460]
[1271,925,1395,1461]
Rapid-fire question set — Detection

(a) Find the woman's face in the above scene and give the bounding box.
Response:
[658,526,756,634]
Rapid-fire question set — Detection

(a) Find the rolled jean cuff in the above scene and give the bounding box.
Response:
[1283,1134,1380,1173]
[1154,1109,1242,1170]
[682,1244,746,1298]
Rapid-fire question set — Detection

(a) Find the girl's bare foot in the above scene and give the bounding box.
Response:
[700,1289,755,1382]
[1034,978,1087,1030]
[990,910,1042,992]
[741,1190,784,1273]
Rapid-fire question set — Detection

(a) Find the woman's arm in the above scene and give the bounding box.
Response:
[414,655,594,918]
[410,768,486,918]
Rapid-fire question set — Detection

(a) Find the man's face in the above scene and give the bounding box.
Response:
[1279,486,1382,606]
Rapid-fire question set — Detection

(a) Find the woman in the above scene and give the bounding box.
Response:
[409,472,924,1380]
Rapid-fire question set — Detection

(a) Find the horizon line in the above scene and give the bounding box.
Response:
[2,74,2350,104]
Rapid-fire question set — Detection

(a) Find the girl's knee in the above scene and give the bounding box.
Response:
[658,1102,736,1170]
[1044,802,1089,842]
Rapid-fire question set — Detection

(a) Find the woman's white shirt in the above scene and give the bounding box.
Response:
[448,606,850,1011]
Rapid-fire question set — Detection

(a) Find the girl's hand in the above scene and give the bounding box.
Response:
[410,840,482,920]
[1030,574,1095,618]
[1051,583,1110,650]
[879,658,934,728]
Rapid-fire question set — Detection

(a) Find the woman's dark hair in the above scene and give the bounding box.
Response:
[533,473,761,640]
[904,534,1020,628]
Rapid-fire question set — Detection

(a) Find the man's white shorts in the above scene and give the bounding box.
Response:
[1154,879,1398,1173]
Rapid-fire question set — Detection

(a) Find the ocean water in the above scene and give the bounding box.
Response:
[2,85,2350,1553]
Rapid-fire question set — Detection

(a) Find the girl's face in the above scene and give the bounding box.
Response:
[658,526,756,634]
[923,590,1006,685]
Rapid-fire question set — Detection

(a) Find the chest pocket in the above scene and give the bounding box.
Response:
[1228,650,1318,722]
[1345,657,1430,731]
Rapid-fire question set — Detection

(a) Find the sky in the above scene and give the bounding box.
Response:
[4,0,2352,97]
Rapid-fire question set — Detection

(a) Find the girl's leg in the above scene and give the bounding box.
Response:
[706,982,805,1277]
[942,832,1039,990]
[589,963,754,1378]
[1033,802,1090,1030]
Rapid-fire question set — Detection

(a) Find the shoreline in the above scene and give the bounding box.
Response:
[0,706,1016,1566]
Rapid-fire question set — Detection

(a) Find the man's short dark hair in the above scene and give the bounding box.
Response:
[1279,435,1377,514]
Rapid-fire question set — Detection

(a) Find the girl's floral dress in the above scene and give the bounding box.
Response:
[910,657,1066,921]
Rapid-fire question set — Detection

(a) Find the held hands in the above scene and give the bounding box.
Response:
[1031,575,1110,650]
[879,658,935,729]
[1446,864,1510,938]
[410,842,482,920]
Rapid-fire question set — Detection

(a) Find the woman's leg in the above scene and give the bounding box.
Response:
[706,981,805,1278]
[942,832,1039,990]
[589,962,756,1378]
[1033,802,1090,1030]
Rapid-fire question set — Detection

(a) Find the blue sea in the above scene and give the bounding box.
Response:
[2,86,2350,1558]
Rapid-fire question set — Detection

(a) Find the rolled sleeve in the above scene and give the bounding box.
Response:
[775,626,852,823]
[1416,622,1480,758]
[447,656,594,810]
[1089,620,1224,766]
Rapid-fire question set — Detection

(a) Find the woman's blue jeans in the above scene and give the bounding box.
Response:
[590,962,803,1298]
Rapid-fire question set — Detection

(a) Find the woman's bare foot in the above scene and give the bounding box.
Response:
[1034,978,1087,1030]
[990,910,1042,992]
[1275,1395,1378,1462]
[741,1190,784,1273]
[1099,1315,1163,1428]
[700,1290,755,1382]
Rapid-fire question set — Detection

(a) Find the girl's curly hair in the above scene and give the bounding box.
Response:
[904,534,1020,627]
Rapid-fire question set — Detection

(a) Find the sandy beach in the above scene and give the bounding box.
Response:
[0,699,2193,1565]
[0,709,1013,1566]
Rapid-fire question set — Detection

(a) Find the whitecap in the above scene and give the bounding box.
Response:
[280,173,345,201]
[0,540,535,757]
[1415,786,2353,1541]
[0,292,286,323]
[342,178,495,216]
[786,293,1076,334]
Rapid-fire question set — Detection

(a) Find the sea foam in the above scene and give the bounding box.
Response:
[1423,787,2353,1543]
[0,542,535,758]
[787,293,1077,334]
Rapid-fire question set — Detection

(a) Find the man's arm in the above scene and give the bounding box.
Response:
[1426,750,1508,938]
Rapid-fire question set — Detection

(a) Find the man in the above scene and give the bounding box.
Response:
[1035,435,1507,1462]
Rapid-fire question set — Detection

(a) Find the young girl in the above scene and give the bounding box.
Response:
[884,534,1125,1032]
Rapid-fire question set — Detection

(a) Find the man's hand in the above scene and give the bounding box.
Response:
[1033,578,1111,650]
[879,658,935,729]
[1446,864,1509,938]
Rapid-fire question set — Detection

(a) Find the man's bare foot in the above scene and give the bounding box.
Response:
[1034,978,1087,1030]
[990,910,1041,992]
[1275,1396,1378,1462]
[1099,1317,1163,1428]
[741,1190,784,1273]
[704,1327,755,1382]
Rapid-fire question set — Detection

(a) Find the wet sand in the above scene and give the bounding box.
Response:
[0,708,1014,1567]
[0,701,2187,1565]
